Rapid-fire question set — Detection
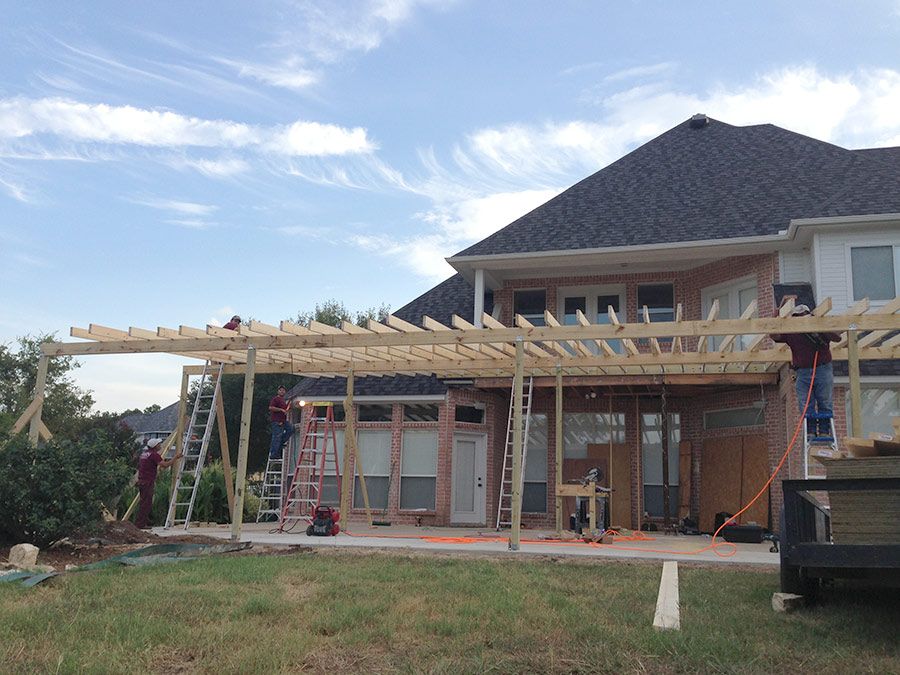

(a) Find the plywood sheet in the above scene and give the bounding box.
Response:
[739,435,770,528]
[678,441,692,519]
[585,443,634,529]
[699,437,743,533]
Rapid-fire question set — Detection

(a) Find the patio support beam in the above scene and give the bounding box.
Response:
[215,392,235,520]
[172,369,190,504]
[555,365,563,537]
[230,345,256,542]
[340,369,355,527]
[661,386,670,530]
[27,355,49,446]
[847,328,862,437]
[509,338,525,551]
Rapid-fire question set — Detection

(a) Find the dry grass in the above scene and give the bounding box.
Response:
[0,549,897,673]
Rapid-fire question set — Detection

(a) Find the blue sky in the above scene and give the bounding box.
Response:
[2,0,899,411]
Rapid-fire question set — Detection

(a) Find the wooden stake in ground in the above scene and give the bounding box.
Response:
[230,346,256,542]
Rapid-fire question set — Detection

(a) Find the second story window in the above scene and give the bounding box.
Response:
[850,245,898,302]
[637,283,674,323]
[513,289,546,326]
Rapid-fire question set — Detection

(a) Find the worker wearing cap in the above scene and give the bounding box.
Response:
[268,385,293,460]
[770,304,841,436]
[135,438,183,529]
[223,315,241,331]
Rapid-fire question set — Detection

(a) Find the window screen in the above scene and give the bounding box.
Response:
[353,430,391,510]
[400,430,438,510]
[851,246,896,301]
[523,414,548,512]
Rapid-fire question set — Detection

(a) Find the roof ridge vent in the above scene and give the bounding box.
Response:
[689,113,709,129]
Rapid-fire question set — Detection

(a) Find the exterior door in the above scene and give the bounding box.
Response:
[451,433,486,524]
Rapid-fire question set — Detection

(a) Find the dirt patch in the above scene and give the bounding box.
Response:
[151,647,199,674]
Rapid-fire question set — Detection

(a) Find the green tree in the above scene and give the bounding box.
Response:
[294,298,390,328]
[0,334,94,435]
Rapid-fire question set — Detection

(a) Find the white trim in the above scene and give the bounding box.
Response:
[450,432,487,524]
[296,394,446,403]
[474,268,485,327]
[557,284,626,322]
[700,275,758,350]
[834,376,900,385]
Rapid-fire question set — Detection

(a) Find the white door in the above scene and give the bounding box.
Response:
[451,433,487,524]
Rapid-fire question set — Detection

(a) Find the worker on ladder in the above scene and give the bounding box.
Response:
[770,304,841,438]
[268,385,293,460]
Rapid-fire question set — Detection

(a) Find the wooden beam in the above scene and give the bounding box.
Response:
[230,346,256,542]
[555,366,563,537]
[856,297,900,348]
[671,303,683,355]
[473,372,779,388]
[509,338,524,552]
[697,299,719,353]
[607,306,640,356]
[216,393,235,520]
[717,299,758,353]
[544,309,592,357]
[340,369,355,527]
[653,561,681,631]
[643,305,662,356]
[833,298,871,348]
[28,355,49,446]
[11,395,43,435]
[576,309,618,357]
[848,328,862,437]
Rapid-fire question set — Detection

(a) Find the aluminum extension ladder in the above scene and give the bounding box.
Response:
[256,456,285,522]
[802,411,837,479]
[278,403,341,531]
[165,361,224,529]
[496,375,534,529]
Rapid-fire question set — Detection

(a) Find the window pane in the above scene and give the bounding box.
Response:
[400,476,436,510]
[320,476,340,506]
[357,430,391,476]
[849,388,900,437]
[401,430,437,475]
[563,296,586,325]
[640,413,680,486]
[704,407,764,430]
[311,403,345,421]
[563,413,626,458]
[321,428,344,476]
[523,482,547,513]
[524,438,547,482]
[358,404,392,422]
[514,290,546,324]
[638,284,674,322]
[455,405,484,423]
[596,294,620,316]
[353,476,389,510]
[851,246,896,301]
[403,403,440,422]
[643,486,680,518]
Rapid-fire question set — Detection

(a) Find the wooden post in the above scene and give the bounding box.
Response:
[661,386,670,530]
[340,369,355,527]
[216,392,235,520]
[28,355,50,446]
[847,326,862,437]
[171,369,190,503]
[509,338,525,551]
[608,394,613,526]
[555,365,563,537]
[230,346,256,542]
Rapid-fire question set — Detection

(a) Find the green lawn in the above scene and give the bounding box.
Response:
[1,550,897,673]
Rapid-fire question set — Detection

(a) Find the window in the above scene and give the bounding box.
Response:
[513,289,546,326]
[358,404,392,422]
[403,403,440,422]
[523,414,548,513]
[641,413,680,518]
[850,245,898,302]
[701,278,758,350]
[558,285,625,354]
[400,430,438,510]
[638,284,674,323]
[847,388,900,437]
[455,405,485,424]
[310,403,345,422]
[704,406,764,430]
[319,428,345,506]
[563,413,626,458]
[354,430,391,510]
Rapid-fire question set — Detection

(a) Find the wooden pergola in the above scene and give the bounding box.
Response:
[14,296,900,548]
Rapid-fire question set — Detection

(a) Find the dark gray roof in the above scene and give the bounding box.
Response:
[454,118,900,258]
[833,360,900,378]
[853,146,900,173]
[119,401,179,434]
[286,374,447,399]
[394,274,492,327]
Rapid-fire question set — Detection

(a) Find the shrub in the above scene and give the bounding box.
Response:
[0,431,132,546]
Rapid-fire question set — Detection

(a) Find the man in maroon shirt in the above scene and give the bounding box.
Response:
[771,304,841,437]
[223,315,241,331]
[135,438,183,529]
[268,385,293,459]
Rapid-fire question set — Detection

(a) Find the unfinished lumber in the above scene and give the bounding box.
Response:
[230,346,256,542]
[653,561,681,631]
[28,355,49,446]
[772,592,804,613]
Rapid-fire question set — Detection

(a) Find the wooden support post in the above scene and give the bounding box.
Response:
[608,395,613,526]
[28,355,49,446]
[661,386,670,530]
[216,393,235,520]
[509,338,525,551]
[11,395,43,435]
[847,327,862,437]
[340,369,355,527]
[230,346,256,542]
[555,365,563,537]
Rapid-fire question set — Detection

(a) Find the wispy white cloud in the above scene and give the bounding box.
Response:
[0,97,376,157]
[132,198,218,216]
[603,61,676,83]
[218,56,320,91]
[171,156,250,177]
[164,218,215,229]
[0,175,28,202]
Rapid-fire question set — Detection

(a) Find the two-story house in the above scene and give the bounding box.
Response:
[288,114,900,533]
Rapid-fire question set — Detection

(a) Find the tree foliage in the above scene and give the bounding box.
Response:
[294,298,390,328]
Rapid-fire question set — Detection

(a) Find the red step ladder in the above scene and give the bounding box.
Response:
[278,403,342,531]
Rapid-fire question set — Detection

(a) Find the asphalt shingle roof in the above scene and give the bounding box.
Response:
[454,118,900,258]
[119,401,180,434]
[393,274,492,327]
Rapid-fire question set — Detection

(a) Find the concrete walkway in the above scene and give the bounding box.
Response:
[155,522,779,566]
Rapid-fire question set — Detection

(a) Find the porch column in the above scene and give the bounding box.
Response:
[847,326,862,437]
[509,337,524,551]
[27,355,50,446]
[554,365,563,536]
[230,346,256,542]
[474,268,485,327]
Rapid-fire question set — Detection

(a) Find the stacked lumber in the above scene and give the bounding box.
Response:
[824,456,900,544]
[843,416,900,458]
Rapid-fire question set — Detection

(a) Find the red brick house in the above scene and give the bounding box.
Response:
[288,115,900,532]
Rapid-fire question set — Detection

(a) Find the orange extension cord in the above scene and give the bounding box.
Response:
[345,355,818,558]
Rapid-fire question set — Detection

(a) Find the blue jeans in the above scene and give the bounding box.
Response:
[269,421,293,459]
[795,361,833,435]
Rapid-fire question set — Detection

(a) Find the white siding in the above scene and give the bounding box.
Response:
[778,249,812,284]
[814,226,900,313]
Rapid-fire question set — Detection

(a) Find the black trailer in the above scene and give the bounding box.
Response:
[780,476,900,596]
